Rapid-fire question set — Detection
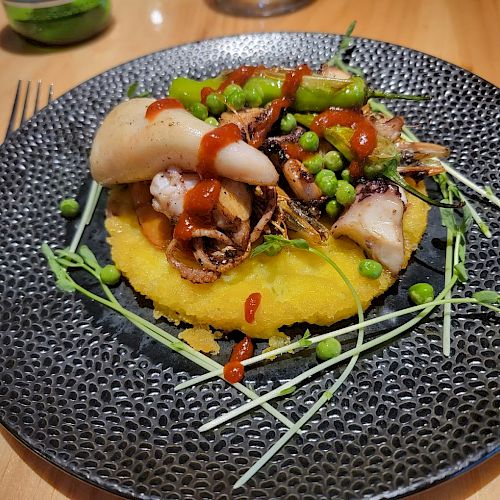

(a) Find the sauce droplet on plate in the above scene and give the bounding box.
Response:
[223,336,255,384]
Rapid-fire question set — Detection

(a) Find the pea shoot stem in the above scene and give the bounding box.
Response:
[175,294,497,392]
[198,277,466,433]
[442,190,455,357]
[69,181,102,252]
[367,90,430,102]
[441,163,500,209]
[234,390,332,489]
[234,313,366,489]
[42,244,295,430]
[460,193,491,238]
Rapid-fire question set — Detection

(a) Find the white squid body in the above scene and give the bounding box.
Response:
[90,98,279,186]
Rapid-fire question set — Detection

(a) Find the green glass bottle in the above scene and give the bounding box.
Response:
[2,0,111,45]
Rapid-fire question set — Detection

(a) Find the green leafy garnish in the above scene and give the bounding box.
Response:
[41,243,76,292]
[381,159,463,208]
[453,262,468,283]
[473,291,500,304]
[251,235,309,257]
[298,329,312,348]
[126,81,152,99]
[326,21,364,77]
[279,386,296,396]
[77,245,101,270]
[127,82,139,98]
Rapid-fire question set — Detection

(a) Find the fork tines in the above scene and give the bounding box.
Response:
[4,80,54,141]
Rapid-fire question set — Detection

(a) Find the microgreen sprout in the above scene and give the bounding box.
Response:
[68,181,102,253]
[41,242,295,430]
[368,98,497,356]
[297,329,312,348]
[126,81,152,99]
[368,99,500,210]
[326,21,364,77]
[381,159,463,209]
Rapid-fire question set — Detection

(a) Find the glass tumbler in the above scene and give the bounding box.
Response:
[207,0,315,17]
[2,0,111,45]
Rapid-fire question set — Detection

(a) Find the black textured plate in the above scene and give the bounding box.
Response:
[0,33,499,500]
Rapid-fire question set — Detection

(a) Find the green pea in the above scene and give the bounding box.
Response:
[59,198,80,218]
[189,102,208,121]
[299,131,320,152]
[205,93,226,115]
[335,180,356,206]
[341,169,351,183]
[223,83,243,97]
[316,338,342,361]
[359,259,383,279]
[303,153,324,174]
[408,283,435,305]
[204,117,219,126]
[225,89,246,111]
[280,113,297,133]
[244,85,264,107]
[100,265,121,286]
[325,199,342,219]
[324,150,343,172]
[315,169,338,197]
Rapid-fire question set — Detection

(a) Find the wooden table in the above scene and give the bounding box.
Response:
[0,0,498,498]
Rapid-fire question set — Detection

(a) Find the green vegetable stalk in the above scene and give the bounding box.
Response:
[168,73,428,112]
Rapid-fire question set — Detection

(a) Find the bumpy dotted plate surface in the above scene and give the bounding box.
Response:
[0,33,499,500]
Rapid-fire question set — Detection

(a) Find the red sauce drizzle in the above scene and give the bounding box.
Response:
[244,292,262,324]
[281,64,313,99]
[201,65,264,103]
[348,160,364,178]
[200,86,213,104]
[220,65,264,91]
[231,336,255,361]
[145,98,184,121]
[173,179,221,241]
[282,142,313,161]
[223,362,245,384]
[197,122,242,178]
[223,336,255,384]
[173,123,241,242]
[310,109,377,160]
[249,64,312,148]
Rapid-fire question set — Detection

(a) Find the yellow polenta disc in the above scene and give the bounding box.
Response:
[106,184,428,338]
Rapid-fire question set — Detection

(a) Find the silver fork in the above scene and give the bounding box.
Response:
[4,80,54,141]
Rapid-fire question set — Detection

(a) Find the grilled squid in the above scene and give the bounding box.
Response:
[332,179,406,274]
[150,168,276,283]
[90,98,279,186]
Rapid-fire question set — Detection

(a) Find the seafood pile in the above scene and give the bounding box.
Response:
[91,63,448,283]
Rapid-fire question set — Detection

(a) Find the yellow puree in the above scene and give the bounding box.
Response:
[105,184,428,338]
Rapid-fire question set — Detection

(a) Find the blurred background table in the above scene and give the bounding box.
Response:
[0,0,498,498]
